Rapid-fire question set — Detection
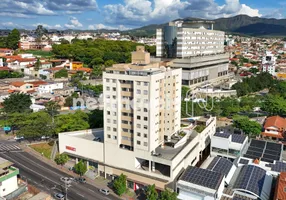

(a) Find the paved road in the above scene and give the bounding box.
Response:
[0,149,120,200]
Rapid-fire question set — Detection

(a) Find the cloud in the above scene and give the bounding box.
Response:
[0,0,97,17]
[33,23,62,29]
[64,17,83,29]
[104,0,262,26]
[88,24,129,31]
[0,12,34,18]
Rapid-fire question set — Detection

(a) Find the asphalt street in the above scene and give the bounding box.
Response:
[0,150,120,200]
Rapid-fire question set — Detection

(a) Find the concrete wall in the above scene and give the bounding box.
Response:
[59,131,104,163]
[0,176,18,197]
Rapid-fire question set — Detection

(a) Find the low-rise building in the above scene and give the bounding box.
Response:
[261,116,286,141]
[38,82,64,94]
[211,132,248,160]
[274,172,286,200]
[0,157,19,197]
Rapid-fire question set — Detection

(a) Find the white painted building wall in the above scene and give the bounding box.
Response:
[0,175,18,197]
[38,83,64,94]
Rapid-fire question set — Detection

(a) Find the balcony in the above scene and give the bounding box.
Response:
[121,91,133,97]
[121,83,133,89]
[122,123,132,129]
[121,131,133,138]
[121,140,133,147]
[122,116,133,121]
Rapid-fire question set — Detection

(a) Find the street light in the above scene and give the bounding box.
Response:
[60,177,71,200]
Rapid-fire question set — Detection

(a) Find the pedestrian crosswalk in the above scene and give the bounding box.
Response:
[0,143,21,152]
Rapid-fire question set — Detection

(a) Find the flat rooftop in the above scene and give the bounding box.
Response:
[62,129,104,142]
[155,131,198,160]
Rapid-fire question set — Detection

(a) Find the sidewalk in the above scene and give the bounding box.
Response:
[20,144,126,199]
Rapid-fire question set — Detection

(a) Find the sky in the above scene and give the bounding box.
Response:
[0,0,285,30]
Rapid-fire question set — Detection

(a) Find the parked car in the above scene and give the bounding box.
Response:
[54,193,65,200]
[99,188,110,195]
[75,177,86,183]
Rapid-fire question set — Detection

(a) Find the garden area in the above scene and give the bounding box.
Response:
[29,141,54,159]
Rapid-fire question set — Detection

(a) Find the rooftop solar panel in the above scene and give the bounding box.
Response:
[271,161,286,172]
[261,157,275,163]
[207,157,233,176]
[214,132,230,139]
[231,134,247,144]
[239,158,249,165]
[180,166,223,190]
[250,140,266,149]
[233,165,266,197]
[266,142,282,151]
[248,146,263,152]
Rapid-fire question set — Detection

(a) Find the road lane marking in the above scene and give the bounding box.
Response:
[13,152,71,178]
[76,192,85,198]
[88,188,95,193]
[0,153,61,187]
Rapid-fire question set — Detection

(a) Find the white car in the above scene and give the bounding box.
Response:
[54,193,65,200]
[14,136,24,140]
[99,188,110,195]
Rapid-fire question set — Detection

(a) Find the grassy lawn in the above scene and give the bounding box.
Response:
[30,142,53,159]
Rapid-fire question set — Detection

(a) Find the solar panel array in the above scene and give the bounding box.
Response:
[271,161,286,172]
[239,158,249,165]
[207,157,233,176]
[214,132,230,138]
[180,166,223,190]
[233,165,266,197]
[243,139,282,163]
[231,134,247,144]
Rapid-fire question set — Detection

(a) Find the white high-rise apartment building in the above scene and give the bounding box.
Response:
[156,20,225,58]
[262,51,277,76]
[103,46,182,153]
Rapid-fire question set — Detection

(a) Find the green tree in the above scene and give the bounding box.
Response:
[54,153,69,165]
[88,110,104,128]
[146,184,158,200]
[17,111,54,139]
[262,95,286,116]
[6,29,20,49]
[74,160,87,176]
[233,116,261,137]
[113,174,127,196]
[34,58,42,71]
[3,93,32,114]
[55,111,90,133]
[159,189,178,200]
[45,101,61,122]
[55,69,68,78]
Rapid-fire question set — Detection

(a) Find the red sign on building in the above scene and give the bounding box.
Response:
[66,146,76,152]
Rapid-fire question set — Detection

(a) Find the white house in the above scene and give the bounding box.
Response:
[38,82,64,94]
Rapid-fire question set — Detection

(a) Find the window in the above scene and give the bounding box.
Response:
[113,135,117,140]
[137,132,141,137]
[144,82,148,86]
[107,119,111,123]
[144,117,148,121]
[137,116,141,120]
[144,125,148,130]
[112,112,116,116]
[144,134,147,138]
[113,128,117,132]
[137,141,141,145]
[137,82,141,86]
[106,86,110,91]
[113,120,117,124]
[113,87,116,91]
[106,79,110,82]
[107,111,110,115]
[122,128,128,132]
[137,90,141,94]
[144,90,148,95]
[107,134,111,138]
[112,79,116,83]
[144,108,148,112]
[144,142,147,146]
[137,124,141,128]
[107,127,111,131]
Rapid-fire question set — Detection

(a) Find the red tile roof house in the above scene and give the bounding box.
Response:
[261,116,286,141]
[274,172,286,200]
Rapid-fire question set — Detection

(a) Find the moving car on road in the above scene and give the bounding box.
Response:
[54,193,65,200]
[99,188,110,195]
